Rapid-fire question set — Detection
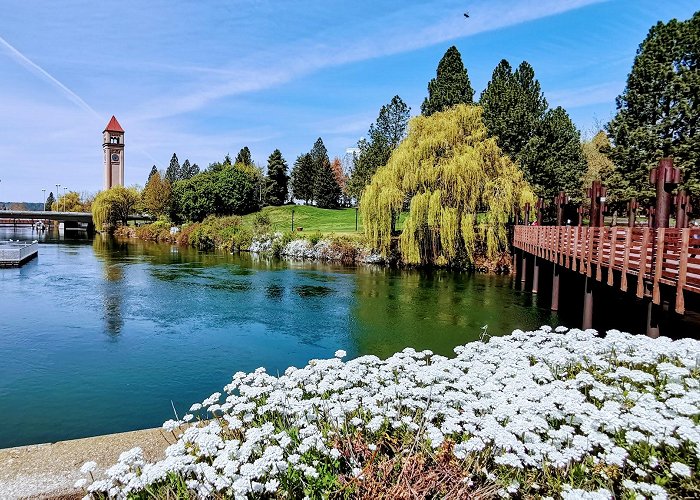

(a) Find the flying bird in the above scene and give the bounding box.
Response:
[464,12,469,18]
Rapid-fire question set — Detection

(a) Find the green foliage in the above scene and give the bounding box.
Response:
[252,212,272,235]
[53,191,89,212]
[582,131,616,200]
[519,107,587,201]
[314,156,342,209]
[348,96,410,200]
[291,153,315,204]
[92,186,141,230]
[165,153,181,183]
[45,191,55,211]
[182,215,253,252]
[171,164,259,222]
[141,170,172,217]
[480,59,547,159]
[147,165,158,181]
[361,104,535,266]
[235,146,253,166]
[607,11,700,204]
[180,159,200,180]
[241,205,364,235]
[265,149,289,206]
[421,46,474,116]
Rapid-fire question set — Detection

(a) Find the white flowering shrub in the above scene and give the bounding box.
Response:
[79,327,699,499]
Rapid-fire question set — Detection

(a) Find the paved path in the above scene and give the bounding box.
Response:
[0,428,172,499]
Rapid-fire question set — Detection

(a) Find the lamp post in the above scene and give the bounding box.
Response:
[42,189,46,211]
[55,184,60,211]
[291,208,295,232]
[63,187,68,212]
[355,207,359,231]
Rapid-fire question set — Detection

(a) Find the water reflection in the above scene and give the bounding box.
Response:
[93,236,125,337]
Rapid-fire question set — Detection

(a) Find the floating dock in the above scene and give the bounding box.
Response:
[0,241,38,267]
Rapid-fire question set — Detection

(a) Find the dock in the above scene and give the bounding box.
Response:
[0,241,39,267]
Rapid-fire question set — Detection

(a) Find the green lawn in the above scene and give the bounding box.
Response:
[243,205,364,235]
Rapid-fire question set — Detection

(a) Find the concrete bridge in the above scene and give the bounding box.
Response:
[0,210,152,233]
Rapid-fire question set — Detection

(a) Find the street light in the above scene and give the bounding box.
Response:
[63,187,68,212]
[42,189,46,211]
[291,208,295,232]
[55,184,60,211]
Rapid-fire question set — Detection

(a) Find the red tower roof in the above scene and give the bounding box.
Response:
[104,115,124,133]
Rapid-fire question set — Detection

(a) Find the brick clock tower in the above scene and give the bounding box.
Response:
[103,115,125,190]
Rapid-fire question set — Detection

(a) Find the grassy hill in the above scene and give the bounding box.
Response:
[242,205,363,236]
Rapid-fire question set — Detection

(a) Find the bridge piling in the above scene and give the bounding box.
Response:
[582,277,594,329]
[551,263,560,311]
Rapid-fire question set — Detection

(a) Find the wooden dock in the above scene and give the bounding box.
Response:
[0,241,39,267]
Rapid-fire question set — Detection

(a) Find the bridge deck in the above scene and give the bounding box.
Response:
[513,225,700,314]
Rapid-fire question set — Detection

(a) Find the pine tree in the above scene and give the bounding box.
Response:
[607,11,700,203]
[421,46,474,116]
[265,149,289,206]
[235,147,253,166]
[165,153,181,183]
[480,60,547,159]
[291,153,315,204]
[148,165,158,181]
[582,131,616,200]
[348,96,410,200]
[180,159,200,180]
[520,107,587,200]
[310,137,329,203]
[45,191,55,211]
[314,157,342,209]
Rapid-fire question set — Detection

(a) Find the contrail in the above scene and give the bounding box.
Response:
[0,34,101,120]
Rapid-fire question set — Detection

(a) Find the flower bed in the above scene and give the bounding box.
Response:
[78,327,699,499]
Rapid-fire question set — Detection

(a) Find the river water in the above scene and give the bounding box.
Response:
[0,227,695,448]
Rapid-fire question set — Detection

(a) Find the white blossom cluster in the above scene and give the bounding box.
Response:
[79,327,699,499]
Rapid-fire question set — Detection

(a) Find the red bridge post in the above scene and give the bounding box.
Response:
[551,192,569,311]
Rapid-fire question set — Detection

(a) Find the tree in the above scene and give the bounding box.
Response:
[148,165,158,181]
[582,131,616,200]
[361,104,534,266]
[92,186,141,229]
[421,46,474,116]
[607,11,700,203]
[314,157,342,209]
[235,147,253,166]
[216,164,260,215]
[330,157,347,203]
[348,96,411,200]
[165,153,181,183]
[480,60,548,159]
[181,159,200,180]
[291,153,315,204]
[45,192,55,211]
[309,137,329,202]
[141,170,172,217]
[53,191,89,212]
[519,107,587,200]
[172,173,217,222]
[265,149,289,206]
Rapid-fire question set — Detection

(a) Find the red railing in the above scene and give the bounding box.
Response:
[513,226,700,314]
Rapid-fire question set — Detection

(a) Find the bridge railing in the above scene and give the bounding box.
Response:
[513,225,700,314]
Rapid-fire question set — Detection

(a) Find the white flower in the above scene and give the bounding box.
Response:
[74,478,87,488]
[334,349,347,359]
[80,461,97,474]
[670,462,691,478]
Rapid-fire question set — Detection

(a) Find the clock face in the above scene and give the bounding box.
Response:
[111,153,120,162]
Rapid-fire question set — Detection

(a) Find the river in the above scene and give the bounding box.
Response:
[0,227,696,448]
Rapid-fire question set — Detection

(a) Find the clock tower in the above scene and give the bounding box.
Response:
[103,115,125,190]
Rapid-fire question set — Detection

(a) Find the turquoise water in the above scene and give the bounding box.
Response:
[0,227,691,448]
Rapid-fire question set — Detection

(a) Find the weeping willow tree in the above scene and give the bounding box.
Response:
[92,186,141,231]
[360,104,535,266]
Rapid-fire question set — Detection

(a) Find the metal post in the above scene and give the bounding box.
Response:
[291,209,295,232]
[42,189,46,211]
[532,256,540,294]
[551,263,560,311]
[355,207,359,231]
[521,250,527,287]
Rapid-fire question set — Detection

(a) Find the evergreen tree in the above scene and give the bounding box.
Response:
[180,159,200,180]
[310,137,329,203]
[142,170,172,217]
[45,191,55,211]
[265,149,289,206]
[314,156,342,209]
[148,165,158,181]
[421,46,474,116]
[607,11,700,203]
[582,131,616,199]
[348,96,410,200]
[520,107,587,200]
[165,153,181,183]
[480,60,547,159]
[235,147,253,166]
[291,153,315,204]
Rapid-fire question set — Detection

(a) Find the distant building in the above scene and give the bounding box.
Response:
[343,147,360,176]
[103,116,125,190]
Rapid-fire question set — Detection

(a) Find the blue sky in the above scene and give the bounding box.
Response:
[0,0,697,202]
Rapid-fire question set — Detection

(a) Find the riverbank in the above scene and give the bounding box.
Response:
[0,427,171,499]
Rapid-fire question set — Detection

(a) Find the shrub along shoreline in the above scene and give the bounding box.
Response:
[114,215,512,272]
[76,326,699,499]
